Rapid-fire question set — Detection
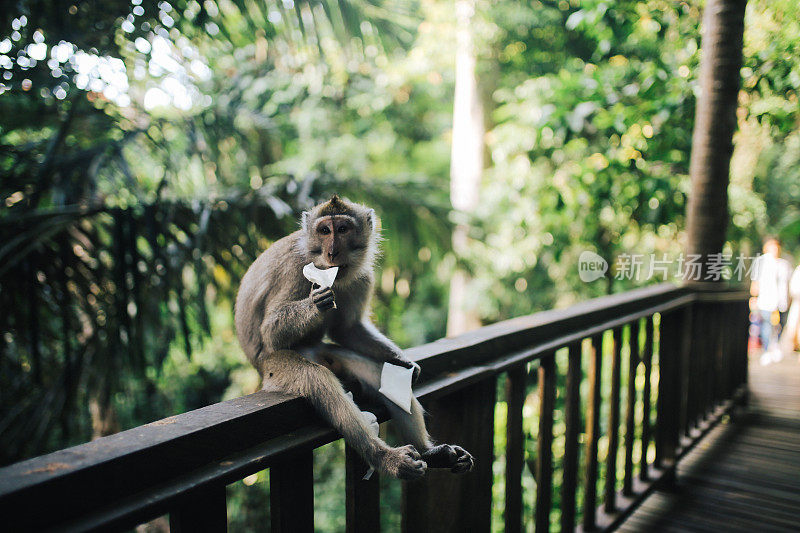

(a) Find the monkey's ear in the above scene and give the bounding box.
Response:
[301,211,311,232]
[367,209,377,232]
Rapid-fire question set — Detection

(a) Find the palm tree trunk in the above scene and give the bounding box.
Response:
[685,0,747,280]
[447,0,484,336]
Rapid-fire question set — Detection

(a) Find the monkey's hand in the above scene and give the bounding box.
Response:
[312,287,336,312]
[391,357,421,383]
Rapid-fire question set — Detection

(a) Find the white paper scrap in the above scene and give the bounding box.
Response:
[303,263,339,309]
[361,410,379,480]
[361,410,379,437]
[302,262,339,288]
[379,363,414,414]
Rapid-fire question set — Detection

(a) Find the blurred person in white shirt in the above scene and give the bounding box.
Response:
[780,264,800,359]
[751,237,793,364]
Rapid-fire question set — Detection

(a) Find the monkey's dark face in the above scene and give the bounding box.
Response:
[306,214,370,274]
[301,195,377,281]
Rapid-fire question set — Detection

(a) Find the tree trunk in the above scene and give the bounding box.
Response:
[447,0,484,336]
[685,0,747,281]
[89,386,120,439]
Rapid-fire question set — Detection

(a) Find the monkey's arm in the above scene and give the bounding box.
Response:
[260,290,329,351]
[330,321,420,378]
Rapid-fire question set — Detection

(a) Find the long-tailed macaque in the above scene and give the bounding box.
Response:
[235,195,473,479]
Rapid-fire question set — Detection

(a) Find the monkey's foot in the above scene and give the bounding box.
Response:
[422,444,474,474]
[380,445,427,480]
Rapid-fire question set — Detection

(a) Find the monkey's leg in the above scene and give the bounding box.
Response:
[260,350,427,480]
[305,344,474,474]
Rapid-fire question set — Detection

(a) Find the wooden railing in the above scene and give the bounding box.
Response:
[0,283,749,532]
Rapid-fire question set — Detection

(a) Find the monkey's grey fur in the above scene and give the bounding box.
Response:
[235,195,473,479]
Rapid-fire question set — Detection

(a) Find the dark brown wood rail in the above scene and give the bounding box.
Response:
[0,283,749,532]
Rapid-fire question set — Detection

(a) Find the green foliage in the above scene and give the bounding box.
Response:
[1,0,799,529]
[730,0,800,251]
[472,0,700,321]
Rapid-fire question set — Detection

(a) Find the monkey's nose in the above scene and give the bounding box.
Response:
[328,251,339,260]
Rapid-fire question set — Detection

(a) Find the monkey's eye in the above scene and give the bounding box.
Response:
[337,226,349,234]
[319,226,331,235]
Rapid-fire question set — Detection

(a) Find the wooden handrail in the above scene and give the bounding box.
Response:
[0,282,751,532]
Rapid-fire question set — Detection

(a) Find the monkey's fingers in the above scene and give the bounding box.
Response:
[313,292,335,304]
[421,444,474,473]
[391,358,421,381]
[315,299,335,311]
[312,288,334,301]
[312,286,333,297]
[410,361,421,382]
[391,357,414,369]
[313,292,336,311]
[450,446,474,473]
[391,445,427,480]
[406,445,422,461]
[420,444,457,468]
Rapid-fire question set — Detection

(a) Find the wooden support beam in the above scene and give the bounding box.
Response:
[346,444,380,533]
[604,327,623,513]
[270,451,314,533]
[655,311,681,469]
[583,334,604,531]
[535,354,556,533]
[561,342,582,532]
[402,379,496,532]
[169,484,227,533]
[623,320,640,496]
[504,366,526,533]
[640,316,654,480]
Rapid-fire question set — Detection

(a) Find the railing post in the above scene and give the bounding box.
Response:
[687,302,703,430]
[655,310,681,471]
[271,451,314,533]
[698,301,714,421]
[623,320,640,496]
[535,353,556,533]
[583,334,603,531]
[346,444,380,533]
[738,299,750,397]
[727,298,750,406]
[711,301,724,409]
[720,301,734,400]
[402,378,496,532]
[169,484,227,533]
[678,304,693,438]
[604,327,622,513]
[639,316,654,480]
[504,366,526,533]
[560,341,582,532]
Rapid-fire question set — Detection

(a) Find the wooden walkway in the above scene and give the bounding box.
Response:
[620,353,800,532]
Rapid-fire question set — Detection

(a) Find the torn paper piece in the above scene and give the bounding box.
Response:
[361,410,379,480]
[363,465,376,481]
[302,262,339,288]
[379,362,414,414]
[361,410,379,437]
[344,392,380,436]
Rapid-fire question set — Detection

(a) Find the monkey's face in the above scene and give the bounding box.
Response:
[306,214,371,277]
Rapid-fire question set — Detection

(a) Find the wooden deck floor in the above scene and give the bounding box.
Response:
[620,353,800,532]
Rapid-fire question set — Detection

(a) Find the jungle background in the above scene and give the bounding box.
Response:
[1,0,799,530]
